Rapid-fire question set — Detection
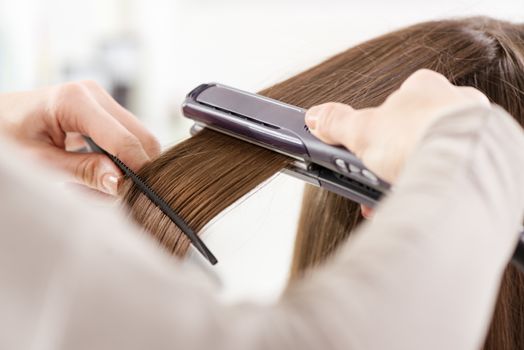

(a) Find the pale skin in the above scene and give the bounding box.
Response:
[305,69,491,218]
[0,80,161,195]
[0,70,490,211]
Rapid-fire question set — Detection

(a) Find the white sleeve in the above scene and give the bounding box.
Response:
[0,105,523,350]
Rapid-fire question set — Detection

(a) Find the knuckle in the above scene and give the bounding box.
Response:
[408,69,445,85]
[412,68,434,78]
[63,81,89,97]
[75,156,99,188]
[79,79,102,91]
[57,82,89,104]
[402,69,450,94]
[145,134,161,156]
[118,134,143,155]
[459,86,491,106]
[47,82,89,120]
[460,86,482,97]
[412,68,436,80]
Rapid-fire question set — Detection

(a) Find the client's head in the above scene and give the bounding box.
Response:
[121,17,524,350]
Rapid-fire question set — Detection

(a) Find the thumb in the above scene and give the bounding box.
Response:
[43,147,122,195]
[305,102,368,154]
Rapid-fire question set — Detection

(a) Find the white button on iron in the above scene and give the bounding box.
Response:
[348,164,361,173]
[362,169,379,184]
[335,158,349,173]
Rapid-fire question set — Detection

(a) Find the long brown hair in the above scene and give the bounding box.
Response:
[122,17,524,349]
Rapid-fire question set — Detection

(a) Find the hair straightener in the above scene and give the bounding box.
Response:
[181,82,524,271]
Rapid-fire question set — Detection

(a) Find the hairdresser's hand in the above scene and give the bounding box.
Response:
[0,81,161,195]
[305,69,491,217]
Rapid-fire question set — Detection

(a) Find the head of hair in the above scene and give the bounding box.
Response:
[121,17,524,349]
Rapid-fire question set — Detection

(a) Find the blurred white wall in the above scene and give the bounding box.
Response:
[1,0,522,141]
[0,0,522,302]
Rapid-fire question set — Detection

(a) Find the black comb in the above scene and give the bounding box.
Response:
[83,136,218,265]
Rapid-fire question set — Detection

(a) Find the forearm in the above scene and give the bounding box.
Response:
[271,105,524,350]
[0,106,523,350]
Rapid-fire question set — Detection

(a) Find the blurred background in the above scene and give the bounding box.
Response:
[1,0,521,302]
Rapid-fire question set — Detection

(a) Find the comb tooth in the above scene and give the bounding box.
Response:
[124,163,218,265]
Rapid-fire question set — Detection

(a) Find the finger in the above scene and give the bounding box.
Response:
[305,102,370,155]
[306,102,355,144]
[360,205,374,219]
[64,182,116,201]
[400,69,450,91]
[457,86,491,107]
[65,132,87,151]
[40,145,122,196]
[81,81,161,158]
[52,83,150,171]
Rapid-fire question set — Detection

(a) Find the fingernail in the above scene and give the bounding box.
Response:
[305,114,319,130]
[102,173,120,195]
[360,205,374,219]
